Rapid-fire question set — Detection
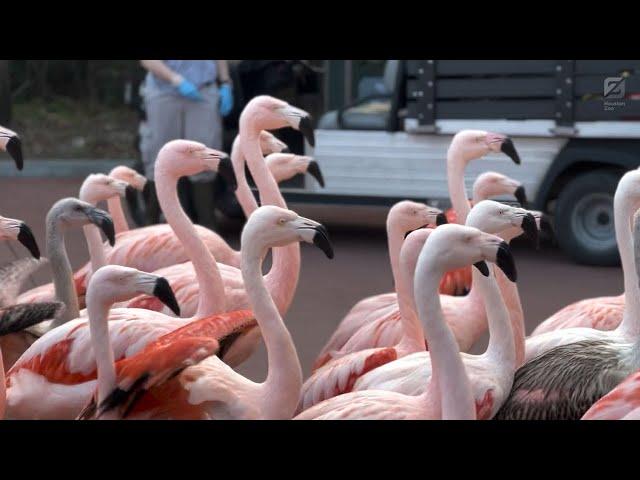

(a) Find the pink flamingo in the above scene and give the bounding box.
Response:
[312,201,446,371]
[77,206,333,420]
[298,227,432,412]
[3,143,257,418]
[296,224,515,420]
[106,166,149,234]
[0,124,22,170]
[523,169,640,362]
[301,201,533,416]
[15,132,285,308]
[581,369,640,420]
[123,97,316,326]
[441,171,527,296]
[314,163,519,370]
[0,215,40,260]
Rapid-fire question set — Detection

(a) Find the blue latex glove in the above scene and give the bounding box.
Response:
[219,83,233,117]
[176,79,203,101]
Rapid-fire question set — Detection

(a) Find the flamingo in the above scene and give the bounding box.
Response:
[298,227,433,412]
[0,215,40,260]
[106,166,149,234]
[312,201,446,371]
[295,224,516,420]
[581,369,640,420]
[522,169,640,363]
[78,205,334,420]
[14,131,285,308]
[301,201,533,416]
[528,168,640,338]
[3,143,252,419]
[0,124,23,170]
[314,171,524,370]
[122,97,315,328]
[493,204,640,420]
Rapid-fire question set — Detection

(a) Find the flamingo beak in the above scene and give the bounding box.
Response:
[473,261,490,277]
[299,116,315,147]
[152,277,181,317]
[500,138,521,165]
[17,223,40,259]
[86,207,116,247]
[514,185,528,208]
[6,136,24,170]
[521,213,539,249]
[496,241,517,282]
[436,213,448,226]
[312,223,334,259]
[306,160,325,188]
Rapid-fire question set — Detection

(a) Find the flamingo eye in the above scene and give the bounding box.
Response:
[278,217,287,225]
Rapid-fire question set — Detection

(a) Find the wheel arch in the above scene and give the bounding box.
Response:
[533,139,640,211]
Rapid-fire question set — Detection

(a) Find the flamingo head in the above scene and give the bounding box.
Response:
[389,200,446,239]
[79,173,129,206]
[156,140,236,191]
[0,215,40,259]
[242,205,334,260]
[448,130,520,166]
[473,171,528,208]
[109,165,148,191]
[239,95,315,147]
[259,130,289,154]
[86,265,180,316]
[467,200,539,248]
[265,153,325,187]
[419,223,517,283]
[48,198,116,247]
[0,124,23,170]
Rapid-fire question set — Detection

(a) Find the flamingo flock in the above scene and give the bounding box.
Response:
[1,95,640,420]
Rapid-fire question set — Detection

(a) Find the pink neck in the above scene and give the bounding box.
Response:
[615,191,640,337]
[231,136,260,217]
[243,245,302,418]
[107,196,130,234]
[447,147,471,224]
[87,293,117,406]
[418,265,475,419]
[240,132,300,314]
[155,163,227,317]
[395,246,427,354]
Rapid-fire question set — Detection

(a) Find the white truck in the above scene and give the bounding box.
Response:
[278,60,640,266]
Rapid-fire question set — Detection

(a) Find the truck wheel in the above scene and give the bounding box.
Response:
[555,170,621,266]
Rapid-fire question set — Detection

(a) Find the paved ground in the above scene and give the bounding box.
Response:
[0,176,624,381]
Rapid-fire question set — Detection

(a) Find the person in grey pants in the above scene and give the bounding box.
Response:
[139,60,233,227]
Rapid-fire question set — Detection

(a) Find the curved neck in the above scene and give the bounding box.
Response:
[417,263,475,419]
[155,163,227,317]
[231,137,259,217]
[386,218,404,292]
[242,245,302,419]
[83,224,108,279]
[616,193,640,337]
[474,268,516,369]
[447,148,470,224]
[48,221,80,327]
[87,293,117,407]
[395,249,427,353]
[241,132,301,314]
[107,196,129,234]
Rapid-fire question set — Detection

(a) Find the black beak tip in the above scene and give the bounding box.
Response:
[92,210,116,247]
[153,277,181,317]
[299,116,315,148]
[281,147,291,154]
[6,136,23,171]
[312,226,334,259]
[219,156,238,192]
[497,241,518,282]
[473,260,490,277]
[18,223,40,259]
[307,160,325,188]
[436,213,448,226]
[523,213,540,249]
[514,185,528,208]
[500,138,521,165]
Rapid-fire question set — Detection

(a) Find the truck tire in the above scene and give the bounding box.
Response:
[554,169,621,266]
